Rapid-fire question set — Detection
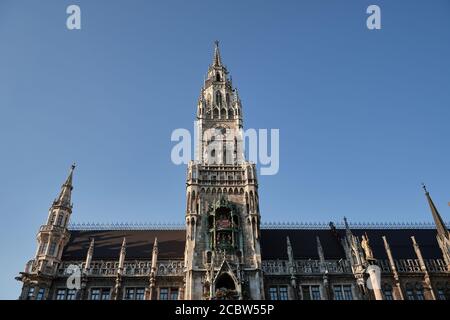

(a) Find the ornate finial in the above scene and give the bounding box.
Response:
[344,216,349,228]
[71,163,76,170]
[421,183,428,193]
[213,40,222,66]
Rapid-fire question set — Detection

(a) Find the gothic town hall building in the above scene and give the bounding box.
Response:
[16,43,450,301]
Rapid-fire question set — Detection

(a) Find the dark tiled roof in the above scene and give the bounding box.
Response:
[62,230,186,260]
[62,228,442,261]
[260,228,442,260]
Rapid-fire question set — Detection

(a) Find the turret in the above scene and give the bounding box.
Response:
[422,184,450,268]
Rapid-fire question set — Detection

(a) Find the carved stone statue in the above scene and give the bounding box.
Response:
[361,234,374,260]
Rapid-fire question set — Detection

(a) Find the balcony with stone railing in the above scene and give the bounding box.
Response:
[376,258,448,273]
[56,260,185,277]
[39,225,67,233]
[262,259,352,275]
[262,258,448,276]
[22,259,59,276]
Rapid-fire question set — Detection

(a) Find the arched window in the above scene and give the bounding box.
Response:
[220,108,227,119]
[49,242,57,256]
[211,149,216,157]
[56,214,64,226]
[215,273,236,291]
[216,73,221,82]
[191,191,196,213]
[62,215,68,227]
[250,191,255,212]
[228,109,234,119]
[215,91,222,107]
[186,192,191,211]
[49,212,56,225]
[233,215,239,227]
[213,108,219,119]
[245,192,249,214]
[226,93,230,106]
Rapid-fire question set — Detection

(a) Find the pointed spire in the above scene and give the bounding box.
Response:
[234,88,240,103]
[151,237,158,271]
[422,184,449,239]
[344,216,353,238]
[118,237,126,273]
[286,236,293,261]
[54,164,76,208]
[84,238,95,271]
[316,236,325,263]
[213,40,222,66]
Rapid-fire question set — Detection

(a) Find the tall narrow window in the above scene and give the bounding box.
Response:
[38,243,45,255]
[303,285,321,300]
[268,286,288,300]
[49,213,56,225]
[170,289,179,300]
[159,288,169,300]
[215,91,222,107]
[383,289,393,300]
[90,289,100,300]
[40,242,48,255]
[333,286,345,300]
[268,287,278,300]
[49,242,57,256]
[27,287,35,300]
[55,289,65,300]
[278,286,288,300]
[99,289,109,300]
[56,214,63,226]
[67,289,77,300]
[36,288,45,300]
[343,285,353,300]
[135,288,145,300]
[416,289,424,300]
[406,289,415,300]
[125,288,135,300]
[383,284,393,300]
[311,286,321,300]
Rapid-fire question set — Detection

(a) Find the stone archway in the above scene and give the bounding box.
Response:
[213,272,240,300]
[215,273,235,290]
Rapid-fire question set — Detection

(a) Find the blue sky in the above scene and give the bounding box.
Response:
[0,0,449,299]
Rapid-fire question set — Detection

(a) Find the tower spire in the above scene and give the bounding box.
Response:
[54,164,76,208]
[213,40,222,66]
[422,184,449,239]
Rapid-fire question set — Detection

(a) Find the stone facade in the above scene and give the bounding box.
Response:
[16,43,450,301]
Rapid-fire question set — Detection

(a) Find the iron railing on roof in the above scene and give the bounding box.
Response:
[260,221,449,230]
[68,222,186,231]
[68,221,448,231]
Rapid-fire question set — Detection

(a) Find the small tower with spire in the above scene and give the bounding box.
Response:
[35,164,76,274]
[16,164,76,300]
[422,184,450,269]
